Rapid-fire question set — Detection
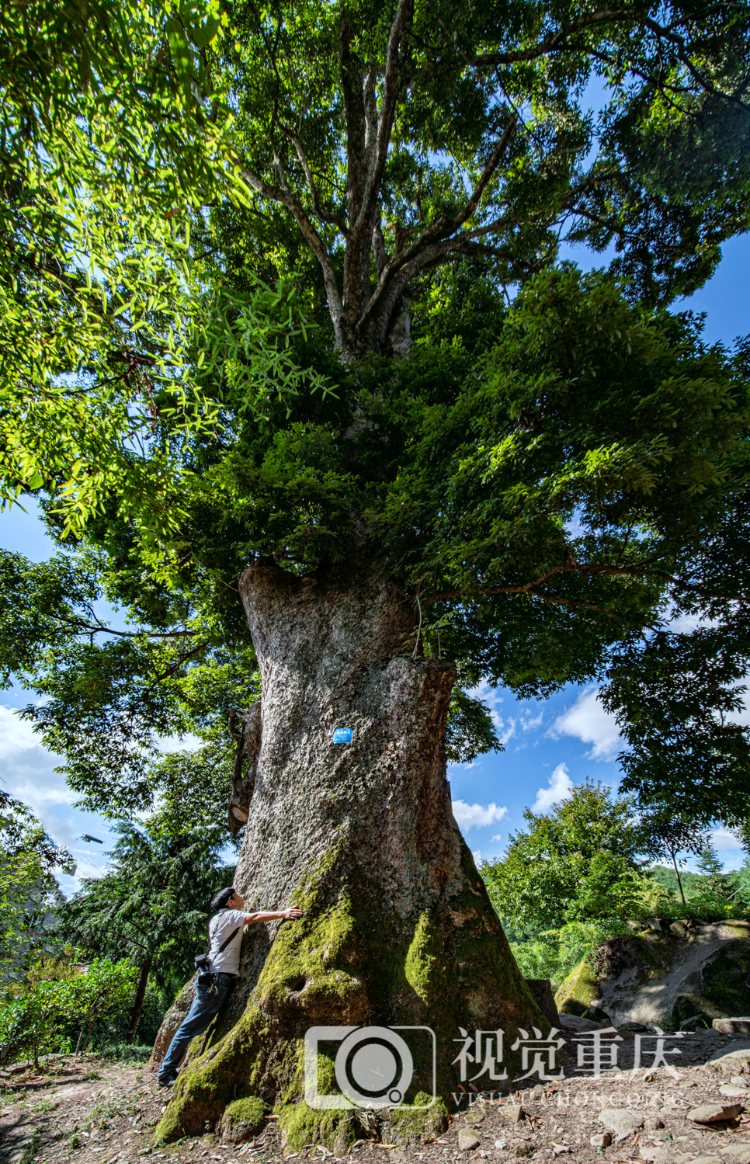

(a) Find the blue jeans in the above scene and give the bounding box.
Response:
[158,974,234,1084]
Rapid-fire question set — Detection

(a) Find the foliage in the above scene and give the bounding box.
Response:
[445,690,502,765]
[59,818,235,1017]
[0,958,136,1067]
[0,0,251,525]
[0,546,260,820]
[0,792,75,980]
[1,0,750,829]
[481,780,655,933]
[509,921,626,990]
[601,480,750,825]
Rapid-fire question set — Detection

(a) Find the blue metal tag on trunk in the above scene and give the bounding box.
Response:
[332,728,353,744]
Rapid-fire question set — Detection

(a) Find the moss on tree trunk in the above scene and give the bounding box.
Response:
[155,566,547,1148]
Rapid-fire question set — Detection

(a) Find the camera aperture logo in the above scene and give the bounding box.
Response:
[304,1025,437,1110]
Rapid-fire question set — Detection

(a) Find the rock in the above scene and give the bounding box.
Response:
[559,1015,604,1032]
[458,1130,480,1152]
[511,1143,534,1158]
[494,1141,507,1151]
[685,1156,723,1164]
[525,978,561,1027]
[498,1105,525,1123]
[718,1085,749,1097]
[465,1108,485,1125]
[730,1075,748,1086]
[597,1109,644,1140]
[670,921,689,937]
[639,1151,691,1164]
[708,1047,750,1068]
[590,1133,612,1148]
[552,1146,570,1157]
[644,1116,665,1130]
[220,1097,266,1143]
[723,1147,750,1164]
[528,1084,545,1102]
[712,1019,750,1035]
[686,1104,744,1123]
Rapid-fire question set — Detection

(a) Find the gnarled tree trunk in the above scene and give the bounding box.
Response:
[156,565,546,1149]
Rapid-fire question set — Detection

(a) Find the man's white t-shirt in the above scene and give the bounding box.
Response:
[207,909,246,975]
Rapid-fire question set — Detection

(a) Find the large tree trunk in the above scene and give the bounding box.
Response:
[156,565,547,1149]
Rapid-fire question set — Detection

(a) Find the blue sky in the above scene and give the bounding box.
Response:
[1,236,749,892]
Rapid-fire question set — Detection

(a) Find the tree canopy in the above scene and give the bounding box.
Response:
[2,0,750,827]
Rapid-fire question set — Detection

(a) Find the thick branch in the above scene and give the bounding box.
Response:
[241,166,345,340]
[357,116,517,340]
[344,0,414,325]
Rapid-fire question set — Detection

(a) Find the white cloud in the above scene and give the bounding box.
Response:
[520,709,544,732]
[552,688,621,760]
[0,705,40,756]
[710,828,743,851]
[452,800,508,830]
[157,732,203,754]
[0,703,114,890]
[532,763,575,813]
[472,850,482,866]
[490,834,503,843]
[466,682,517,747]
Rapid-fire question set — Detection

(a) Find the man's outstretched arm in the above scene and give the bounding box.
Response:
[244,907,304,924]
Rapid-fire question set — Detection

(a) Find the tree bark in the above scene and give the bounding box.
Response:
[156,565,547,1148]
[127,959,152,1045]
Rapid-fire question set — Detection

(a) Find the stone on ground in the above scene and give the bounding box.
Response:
[686,1103,744,1122]
[498,1105,525,1123]
[458,1129,480,1152]
[597,1108,644,1139]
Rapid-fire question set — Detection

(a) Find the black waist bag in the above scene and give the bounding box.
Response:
[194,925,241,975]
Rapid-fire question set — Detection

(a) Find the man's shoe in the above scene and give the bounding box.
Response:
[157,1077,175,1089]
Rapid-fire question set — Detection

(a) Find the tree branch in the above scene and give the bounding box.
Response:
[357,116,518,341]
[240,165,344,341]
[279,125,349,234]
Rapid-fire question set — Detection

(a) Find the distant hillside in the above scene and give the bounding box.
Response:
[646,865,707,895]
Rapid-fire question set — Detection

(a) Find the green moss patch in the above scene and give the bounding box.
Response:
[555,958,599,1015]
[277,1100,357,1152]
[382,1094,449,1146]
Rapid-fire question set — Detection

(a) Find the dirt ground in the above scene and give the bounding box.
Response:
[1,1029,749,1164]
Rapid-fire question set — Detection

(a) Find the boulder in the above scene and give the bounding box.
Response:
[220,1097,266,1144]
[686,1103,743,1123]
[555,959,601,1018]
[525,978,561,1027]
[590,1133,612,1149]
[458,1129,480,1152]
[559,1014,604,1032]
[713,1018,750,1034]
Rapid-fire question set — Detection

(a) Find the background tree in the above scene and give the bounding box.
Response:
[3,0,750,1143]
[60,819,235,1042]
[481,781,650,934]
[0,791,75,981]
[638,812,709,905]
